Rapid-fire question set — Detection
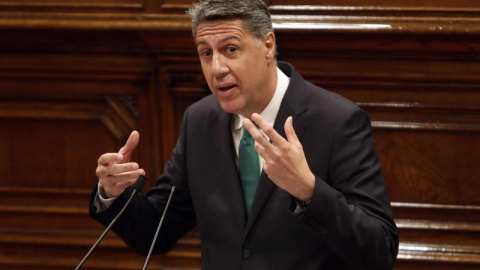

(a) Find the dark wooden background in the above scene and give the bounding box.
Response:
[0,0,478,269]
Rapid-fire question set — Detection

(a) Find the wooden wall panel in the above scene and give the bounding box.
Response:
[0,50,169,269]
[377,131,479,203]
[0,0,478,269]
[269,0,480,8]
[0,0,156,14]
[0,0,144,8]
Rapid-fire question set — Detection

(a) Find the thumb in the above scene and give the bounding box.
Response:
[118,130,140,162]
[284,117,300,147]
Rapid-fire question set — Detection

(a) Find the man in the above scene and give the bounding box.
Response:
[91,0,399,269]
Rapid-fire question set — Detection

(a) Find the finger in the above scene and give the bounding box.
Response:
[98,153,123,166]
[118,131,140,162]
[243,118,270,149]
[103,176,138,198]
[100,169,143,188]
[284,116,300,147]
[107,162,140,176]
[253,140,267,159]
[250,113,286,146]
[117,169,145,187]
[245,118,281,164]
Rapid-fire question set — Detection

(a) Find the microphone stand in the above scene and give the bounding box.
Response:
[75,175,147,270]
[142,185,176,270]
[142,172,183,270]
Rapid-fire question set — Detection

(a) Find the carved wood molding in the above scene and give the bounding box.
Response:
[285,71,480,132]
[0,227,200,270]
[0,5,478,35]
[398,243,480,266]
[0,53,152,140]
[269,4,480,34]
[0,189,201,269]
[155,54,206,168]
[0,0,144,10]
[0,13,190,30]
[392,202,480,266]
[372,121,480,132]
[0,97,136,140]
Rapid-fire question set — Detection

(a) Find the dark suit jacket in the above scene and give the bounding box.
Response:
[90,62,399,270]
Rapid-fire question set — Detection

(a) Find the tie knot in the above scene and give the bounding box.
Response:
[242,128,253,139]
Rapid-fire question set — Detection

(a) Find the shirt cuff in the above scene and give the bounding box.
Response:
[93,183,117,212]
[289,196,311,216]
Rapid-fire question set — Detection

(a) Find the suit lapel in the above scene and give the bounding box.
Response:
[212,106,248,231]
[244,62,308,237]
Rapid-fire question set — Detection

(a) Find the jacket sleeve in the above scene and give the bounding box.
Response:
[293,107,399,269]
[89,108,197,256]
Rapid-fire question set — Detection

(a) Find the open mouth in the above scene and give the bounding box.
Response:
[219,84,236,91]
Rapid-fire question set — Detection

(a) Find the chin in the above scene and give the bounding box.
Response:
[220,106,239,114]
[219,102,243,115]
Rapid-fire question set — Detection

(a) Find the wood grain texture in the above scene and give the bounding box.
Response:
[0,0,478,269]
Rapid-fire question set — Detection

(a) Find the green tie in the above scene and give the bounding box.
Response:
[238,128,260,215]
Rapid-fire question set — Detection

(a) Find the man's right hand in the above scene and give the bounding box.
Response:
[96,130,145,198]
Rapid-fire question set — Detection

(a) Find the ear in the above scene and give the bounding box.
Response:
[264,32,276,61]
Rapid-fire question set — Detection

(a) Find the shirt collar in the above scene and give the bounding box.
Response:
[233,67,290,131]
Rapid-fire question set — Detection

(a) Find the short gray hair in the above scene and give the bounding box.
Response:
[187,0,274,40]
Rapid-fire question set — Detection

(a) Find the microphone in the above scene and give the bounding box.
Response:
[75,175,147,270]
[142,172,183,270]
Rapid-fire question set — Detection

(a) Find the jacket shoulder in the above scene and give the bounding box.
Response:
[184,94,221,119]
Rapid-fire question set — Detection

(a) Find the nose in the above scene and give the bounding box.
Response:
[212,53,229,78]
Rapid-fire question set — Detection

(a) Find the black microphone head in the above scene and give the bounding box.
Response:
[171,172,183,186]
[132,175,147,191]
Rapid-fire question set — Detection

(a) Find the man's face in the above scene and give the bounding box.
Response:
[195,19,277,118]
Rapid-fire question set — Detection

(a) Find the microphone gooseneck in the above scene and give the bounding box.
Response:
[75,175,147,270]
[142,172,183,270]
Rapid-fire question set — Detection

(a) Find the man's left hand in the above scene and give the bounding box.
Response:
[243,113,315,202]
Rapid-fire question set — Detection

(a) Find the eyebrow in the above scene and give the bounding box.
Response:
[196,35,242,47]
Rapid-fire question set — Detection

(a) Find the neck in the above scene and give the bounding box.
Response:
[240,62,278,119]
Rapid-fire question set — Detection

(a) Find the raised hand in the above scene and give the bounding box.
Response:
[95,131,145,198]
[243,113,315,202]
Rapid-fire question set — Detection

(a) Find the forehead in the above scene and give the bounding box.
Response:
[195,19,252,45]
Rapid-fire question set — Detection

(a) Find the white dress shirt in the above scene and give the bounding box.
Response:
[231,67,290,171]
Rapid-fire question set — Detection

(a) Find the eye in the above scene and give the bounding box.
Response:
[227,46,237,54]
[200,50,212,57]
